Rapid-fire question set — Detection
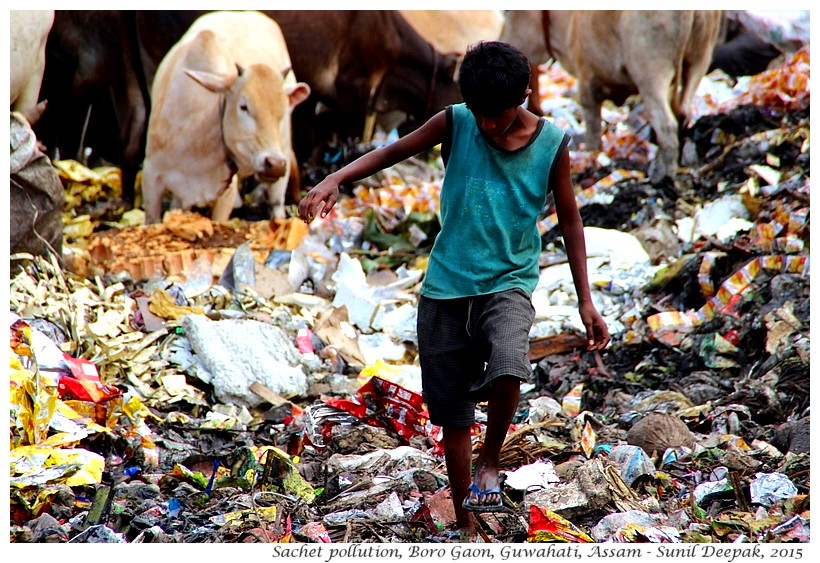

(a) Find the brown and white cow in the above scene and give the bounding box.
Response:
[399,10,503,57]
[263,11,463,149]
[10,10,54,124]
[353,10,503,136]
[141,11,310,224]
[501,10,722,182]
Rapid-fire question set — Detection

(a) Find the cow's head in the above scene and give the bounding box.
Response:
[185,63,310,183]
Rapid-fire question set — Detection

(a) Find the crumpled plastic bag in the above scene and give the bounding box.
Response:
[737,10,810,53]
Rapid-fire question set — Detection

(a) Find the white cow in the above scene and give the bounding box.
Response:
[10,10,54,124]
[142,11,310,223]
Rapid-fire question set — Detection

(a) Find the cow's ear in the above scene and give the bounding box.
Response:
[285,82,311,108]
[184,68,237,92]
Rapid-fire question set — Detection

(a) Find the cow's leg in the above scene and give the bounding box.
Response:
[141,166,165,224]
[286,152,302,205]
[111,90,147,210]
[21,100,49,126]
[640,91,679,183]
[267,178,288,220]
[14,77,46,123]
[626,53,681,183]
[527,62,544,116]
[577,76,604,152]
[212,176,240,222]
[12,33,48,121]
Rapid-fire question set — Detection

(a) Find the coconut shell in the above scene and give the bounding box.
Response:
[626,413,695,455]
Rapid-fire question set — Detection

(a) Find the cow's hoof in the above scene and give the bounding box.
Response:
[647,159,674,185]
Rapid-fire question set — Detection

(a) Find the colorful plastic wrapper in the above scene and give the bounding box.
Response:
[298,521,332,543]
[750,202,808,253]
[27,486,73,520]
[10,319,59,446]
[580,420,597,458]
[409,501,439,534]
[783,206,809,234]
[751,222,780,252]
[10,317,34,357]
[749,472,799,506]
[10,366,58,447]
[10,446,105,488]
[721,46,810,112]
[562,383,584,417]
[776,235,805,253]
[648,255,808,341]
[257,446,316,503]
[212,505,278,525]
[697,252,724,298]
[300,404,361,449]
[58,353,123,404]
[660,447,693,468]
[172,463,212,489]
[528,505,594,543]
[694,478,732,505]
[295,328,315,354]
[121,395,160,466]
[327,376,431,441]
[766,515,810,542]
[699,333,740,369]
[720,328,740,347]
[601,129,656,164]
[356,359,421,390]
[62,396,123,431]
[358,377,429,439]
[429,423,484,457]
[610,445,657,486]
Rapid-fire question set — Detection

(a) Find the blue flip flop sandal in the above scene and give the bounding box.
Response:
[462,482,505,512]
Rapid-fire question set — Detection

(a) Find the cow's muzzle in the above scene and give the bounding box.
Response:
[255,154,287,182]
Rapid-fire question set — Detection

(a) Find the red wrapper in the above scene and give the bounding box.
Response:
[326,376,430,440]
[58,353,122,403]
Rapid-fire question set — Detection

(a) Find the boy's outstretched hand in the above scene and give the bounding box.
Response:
[580,302,610,351]
[298,180,339,223]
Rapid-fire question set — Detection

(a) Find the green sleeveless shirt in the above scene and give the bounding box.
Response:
[420,103,569,299]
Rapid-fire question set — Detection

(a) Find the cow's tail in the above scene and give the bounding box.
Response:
[676,10,723,124]
[669,12,695,121]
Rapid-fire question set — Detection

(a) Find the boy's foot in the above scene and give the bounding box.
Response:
[462,467,505,512]
[462,483,504,512]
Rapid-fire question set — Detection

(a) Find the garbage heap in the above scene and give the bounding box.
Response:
[9,47,809,543]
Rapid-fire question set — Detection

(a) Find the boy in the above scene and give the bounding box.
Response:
[299,41,610,537]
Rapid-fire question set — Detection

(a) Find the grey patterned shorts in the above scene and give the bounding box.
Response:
[417,288,535,428]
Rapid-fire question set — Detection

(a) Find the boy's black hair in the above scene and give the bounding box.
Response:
[458,40,531,116]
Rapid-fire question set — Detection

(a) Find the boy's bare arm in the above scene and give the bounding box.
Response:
[552,151,610,350]
[299,111,448,222]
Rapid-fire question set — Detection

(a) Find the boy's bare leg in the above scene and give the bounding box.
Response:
[468,376,520,507]
[443,426,475,532]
